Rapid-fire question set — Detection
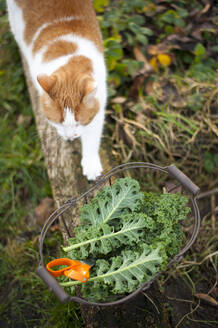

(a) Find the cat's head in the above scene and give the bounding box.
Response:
[37,56,99,140]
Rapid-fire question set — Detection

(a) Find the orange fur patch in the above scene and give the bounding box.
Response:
[75,98,100,126]
[15,0,103,53]
[41,93,63,123]
[48,56,93,108]
[43,40,77,62]
[39,55,99,125]
[33,19,103,54]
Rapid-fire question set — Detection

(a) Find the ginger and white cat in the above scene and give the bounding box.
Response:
[7,0,107,180]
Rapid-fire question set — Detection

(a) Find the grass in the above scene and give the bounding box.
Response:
[0,2,84,326]
[0,0,217,327]
[107,73,218,189]
[0,237,84,328]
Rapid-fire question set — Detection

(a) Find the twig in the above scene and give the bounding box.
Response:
[175,300,200,328]
[197,188,218,199]
[166,296,193,304]
[211,194,216,233]
[206,87,218,113]
[208,280,217,296]
[176,251,218,270]
[143,292,160,314]
[203,117,218,137]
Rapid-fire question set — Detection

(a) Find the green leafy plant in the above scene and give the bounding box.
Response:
[64,245,163,302]
[80,177,143,226]
[63,214,148,258]
[204,152,218,173]
[94,0,217,93]
[61,178,190,301]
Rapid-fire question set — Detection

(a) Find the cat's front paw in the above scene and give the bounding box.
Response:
[81,155,103,181]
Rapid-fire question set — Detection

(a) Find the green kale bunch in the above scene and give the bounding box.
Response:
[61,178,190,302]
[141,192,190,258]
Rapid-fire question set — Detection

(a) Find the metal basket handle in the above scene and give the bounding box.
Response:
[167,164,200,196]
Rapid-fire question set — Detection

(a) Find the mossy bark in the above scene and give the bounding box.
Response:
[21,55,170,328]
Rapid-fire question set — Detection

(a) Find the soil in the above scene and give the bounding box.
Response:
[80,282,171,328]
[79,277,218,328]
[1,276,217,328]
[164,277,218,328]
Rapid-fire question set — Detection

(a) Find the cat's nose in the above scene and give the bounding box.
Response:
[68,134,78,140]
[65,131,75,140]
[63,130,79,140]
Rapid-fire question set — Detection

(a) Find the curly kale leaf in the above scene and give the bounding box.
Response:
[60,244,163,301]
[142,192,190,224]
[61,185,191,302]
[80,178,143,225]
[63,213,150,258]
[141,192,190,259]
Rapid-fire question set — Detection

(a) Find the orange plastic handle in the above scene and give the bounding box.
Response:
[46,258,81,277]
[64,263,91,283]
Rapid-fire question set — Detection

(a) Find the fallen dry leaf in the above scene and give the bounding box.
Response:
[191,27,203,40]
[50,224,62,233]
[34,197,56,227]
[164,182,183,194]
[129,75,146,98]
[32,235,39,248]
[211,287,218,297]
[17,114,32,126]
[199,3,210,16]
[133,46,153,75]
[174,26,185,36]
[172,98,187,108]
[145,81,154,95]
[17,114,25,125]
[149,57,158,71]
[111,97,126,104]
[155,5,167,13]
[147,44,169,55]
[157,53,171,67]
[133,46,147,63]
[194,293,218,307]
[166,35,193,43]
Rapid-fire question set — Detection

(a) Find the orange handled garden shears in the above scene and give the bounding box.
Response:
[46,258,95,283]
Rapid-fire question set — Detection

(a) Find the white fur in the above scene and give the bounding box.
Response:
[49,108,82,140]
[7,0,107,180]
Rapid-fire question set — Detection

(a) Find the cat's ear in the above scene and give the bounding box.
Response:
[82,80,97,108]
[37,75,57,93]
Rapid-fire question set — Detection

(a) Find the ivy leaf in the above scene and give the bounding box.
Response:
[123,59,144,76]
[136,34,148,45]
[140,27,153,36]
[194,43,206,57]
[194,43,206,63]
[93,0,109,13]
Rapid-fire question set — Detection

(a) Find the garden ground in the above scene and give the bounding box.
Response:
[0,0,217,327]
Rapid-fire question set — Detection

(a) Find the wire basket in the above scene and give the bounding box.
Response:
[37,162,201,306]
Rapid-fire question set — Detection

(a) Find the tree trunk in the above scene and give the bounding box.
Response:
[21,56,170,328]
